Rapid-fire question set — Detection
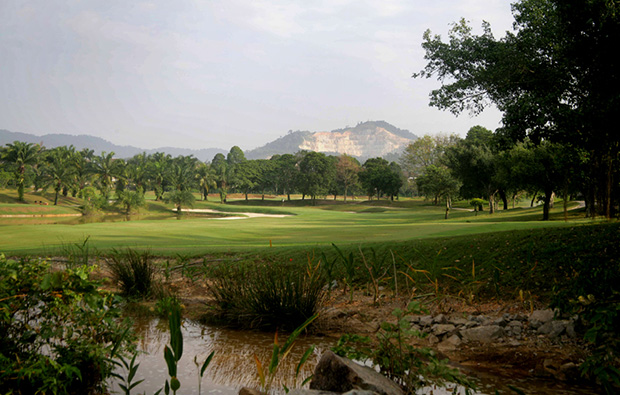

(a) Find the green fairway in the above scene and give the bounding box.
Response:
[0,196,591,255]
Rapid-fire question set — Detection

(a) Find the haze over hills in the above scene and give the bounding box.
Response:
[1,121,416,162]
[245,121,417,162]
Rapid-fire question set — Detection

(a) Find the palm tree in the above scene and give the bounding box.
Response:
[70,148,94,197]
[148,152,172,201]
[42,147,76,205]
[92,152,119,200]
[196,162,216,200]
[2,141,42,201]
[169,155,198,192]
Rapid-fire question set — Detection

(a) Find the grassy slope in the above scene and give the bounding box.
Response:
[0,195,587,255]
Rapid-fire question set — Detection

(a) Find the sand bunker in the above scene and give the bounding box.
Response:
[181,208,291,220]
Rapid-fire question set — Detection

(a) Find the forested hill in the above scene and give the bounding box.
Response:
[1,120,416,162]
[245,121,417,161]
[0,129,226,162]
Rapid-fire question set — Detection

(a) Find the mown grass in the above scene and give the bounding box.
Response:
[0,188,595,255]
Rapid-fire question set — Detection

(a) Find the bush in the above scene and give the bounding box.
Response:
[107,248,158,298]
[0,255,134,394]
[206,261,326,331]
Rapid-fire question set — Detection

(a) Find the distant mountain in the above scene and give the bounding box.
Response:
[0,129,226,162]
[245,121,417,162]
[1,120,416,163]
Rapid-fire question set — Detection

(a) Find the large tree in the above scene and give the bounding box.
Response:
[297,151,334,204]
[359,158,403,201]
[444,126,504,213]
[415,0,620,218]
[335,154,361,201]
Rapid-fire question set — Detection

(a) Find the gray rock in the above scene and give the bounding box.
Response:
[460,325,505,343]
[432,324,456,337]
[309,351,404,395]
[438,334,462,352]
[433,314,447,324]
[450,317,469,327]
[426,334,440,345]
[239,387,266,395]
[507,321,523,336]
[537,320,567,339]
[419,315,433,327]
[530,309,555,324]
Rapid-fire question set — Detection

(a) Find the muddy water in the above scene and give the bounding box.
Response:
[110,317,601,395]
[109,317,336,395]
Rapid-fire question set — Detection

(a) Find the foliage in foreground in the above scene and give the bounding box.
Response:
[206,260,326,331]
[0,255,134,394]
[333,301,475,395]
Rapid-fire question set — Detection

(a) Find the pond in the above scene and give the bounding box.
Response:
[108,317,335,395]
[110,318,600,395]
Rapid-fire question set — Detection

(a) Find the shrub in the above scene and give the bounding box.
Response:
[107,248,158,298]
[206,261,326,331]
[0,255,134,394]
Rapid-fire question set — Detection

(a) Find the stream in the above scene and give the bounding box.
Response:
[109,318,600,395]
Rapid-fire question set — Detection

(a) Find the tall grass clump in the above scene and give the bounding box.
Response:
[60,236,95,270]
[106,248,158,298]
[206,261,326,331]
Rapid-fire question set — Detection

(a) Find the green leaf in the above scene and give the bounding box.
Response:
[295,345,315,377]
[164,346,177,377]
[200,351,215,377]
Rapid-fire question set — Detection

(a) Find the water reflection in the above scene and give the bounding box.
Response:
[110,317,335,395]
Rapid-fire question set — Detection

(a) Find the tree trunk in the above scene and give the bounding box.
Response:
[542,186,553,220]
[499,189,508,210]
[530,192,538,207]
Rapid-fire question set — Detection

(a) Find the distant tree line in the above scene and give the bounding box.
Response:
[0,142,405,209]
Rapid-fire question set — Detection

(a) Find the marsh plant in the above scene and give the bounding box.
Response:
[107,248,158,298]
[206,260,326,331]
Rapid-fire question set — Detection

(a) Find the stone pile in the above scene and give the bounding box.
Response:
[408,309,578,352]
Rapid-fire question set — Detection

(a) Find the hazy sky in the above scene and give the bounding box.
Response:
[1,1,515,151]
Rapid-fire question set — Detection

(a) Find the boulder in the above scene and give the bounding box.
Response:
[529,309,555,328]
[309,351,404,395]
[432,324,456,337]
[460,325,505,343]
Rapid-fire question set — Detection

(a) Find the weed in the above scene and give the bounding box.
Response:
[60,235,95,269]
[107,248,158,298]
[206,260,326,331]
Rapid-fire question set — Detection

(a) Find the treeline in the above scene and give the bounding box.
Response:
[399,126,616,220]
[0,142,405,208]
[2,122,617,220]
